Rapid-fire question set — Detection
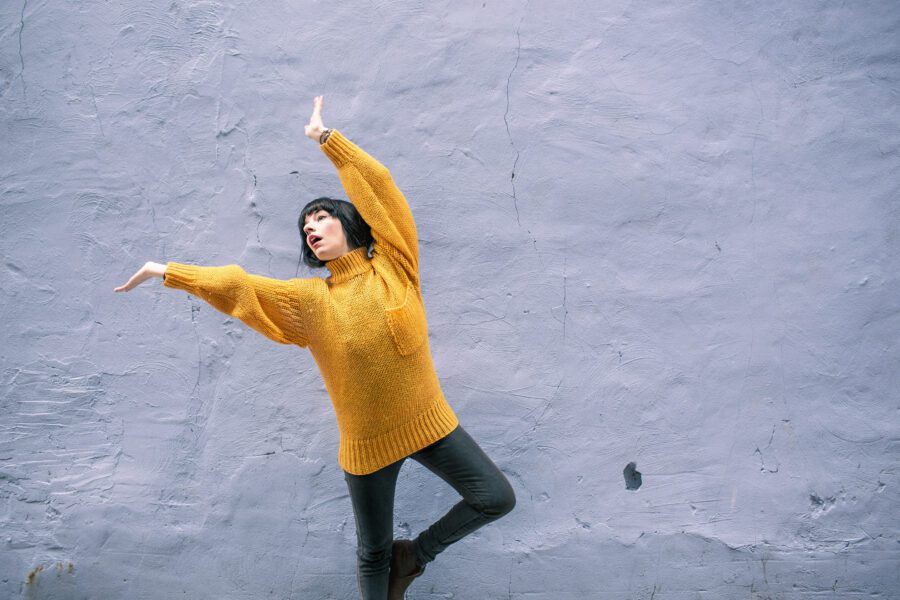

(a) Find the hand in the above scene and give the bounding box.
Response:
[114,261,166,292]
[304,95,327,142]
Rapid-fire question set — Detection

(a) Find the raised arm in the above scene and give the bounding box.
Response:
[304,96,419,283]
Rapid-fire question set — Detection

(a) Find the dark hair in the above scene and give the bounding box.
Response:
[298,197,373,269]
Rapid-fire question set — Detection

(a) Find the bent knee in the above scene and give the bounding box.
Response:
[357,543,392,567]
[482,480,516,518]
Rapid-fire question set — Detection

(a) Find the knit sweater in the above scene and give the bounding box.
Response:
[162,130,459,475]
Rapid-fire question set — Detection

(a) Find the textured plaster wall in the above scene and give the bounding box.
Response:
[1,1,898,598]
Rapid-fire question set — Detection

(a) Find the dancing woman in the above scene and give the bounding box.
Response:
[115,96,516,599]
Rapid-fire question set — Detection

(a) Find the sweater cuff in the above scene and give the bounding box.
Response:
[319,129,356,168]
[162,262,201,291]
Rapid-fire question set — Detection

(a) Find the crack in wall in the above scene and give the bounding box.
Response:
[503,23,522,227]
[189,301,202,403]
[17,0,27,99]
[89,84,106,139]
[503,14,543,266]
[561,254,567,342]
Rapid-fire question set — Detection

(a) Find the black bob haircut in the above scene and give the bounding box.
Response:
[298,197,374,269]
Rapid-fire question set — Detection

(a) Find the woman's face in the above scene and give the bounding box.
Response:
[303,209,351,261]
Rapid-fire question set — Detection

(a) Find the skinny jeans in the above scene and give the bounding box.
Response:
[343,424,516,600]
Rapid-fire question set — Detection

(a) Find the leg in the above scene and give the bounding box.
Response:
[344,458,405,600]
[408,424,516,567]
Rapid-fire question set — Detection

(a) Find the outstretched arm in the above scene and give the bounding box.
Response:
[115,261,316,347]
[304,96,420,284]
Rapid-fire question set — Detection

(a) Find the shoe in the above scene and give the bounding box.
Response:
[388,539,426,600]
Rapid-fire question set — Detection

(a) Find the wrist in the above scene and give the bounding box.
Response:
[146,261,167,278]
[319,128,333,145]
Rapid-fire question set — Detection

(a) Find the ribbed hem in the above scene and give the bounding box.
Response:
[162,262,200,291]
[339,396,460,475]
[320,129,356,168]
[326,246,371,283]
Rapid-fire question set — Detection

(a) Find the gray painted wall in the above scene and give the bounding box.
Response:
[2,1,898,598]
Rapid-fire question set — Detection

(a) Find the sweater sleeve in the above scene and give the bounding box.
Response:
[163,262,317,347]
[320,130,419,285]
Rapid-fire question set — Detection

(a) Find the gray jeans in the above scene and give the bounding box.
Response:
[343,424,516,600]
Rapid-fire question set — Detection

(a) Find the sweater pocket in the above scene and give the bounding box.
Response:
[384,282,427,356]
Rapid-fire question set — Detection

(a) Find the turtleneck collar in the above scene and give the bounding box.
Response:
[325,246,371,283]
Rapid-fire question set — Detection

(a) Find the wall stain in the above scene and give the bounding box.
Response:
[26,562,75,585]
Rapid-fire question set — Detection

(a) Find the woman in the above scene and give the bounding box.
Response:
[115,96,516,600]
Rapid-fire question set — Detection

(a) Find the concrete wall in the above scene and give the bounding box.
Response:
[1,1,897,598]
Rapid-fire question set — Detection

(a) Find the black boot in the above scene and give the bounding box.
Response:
[387,539,426,600]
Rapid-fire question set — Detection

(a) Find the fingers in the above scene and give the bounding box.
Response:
[113,270,146,292]
[304,96,326,141]
[311,95,324,122]
[114,276,137,292]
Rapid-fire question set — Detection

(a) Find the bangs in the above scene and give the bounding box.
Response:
[301,201,335,222]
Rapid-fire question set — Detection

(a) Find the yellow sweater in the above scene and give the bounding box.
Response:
[163,130,459,475]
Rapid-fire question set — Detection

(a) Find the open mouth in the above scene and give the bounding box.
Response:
[309,235,323,248]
